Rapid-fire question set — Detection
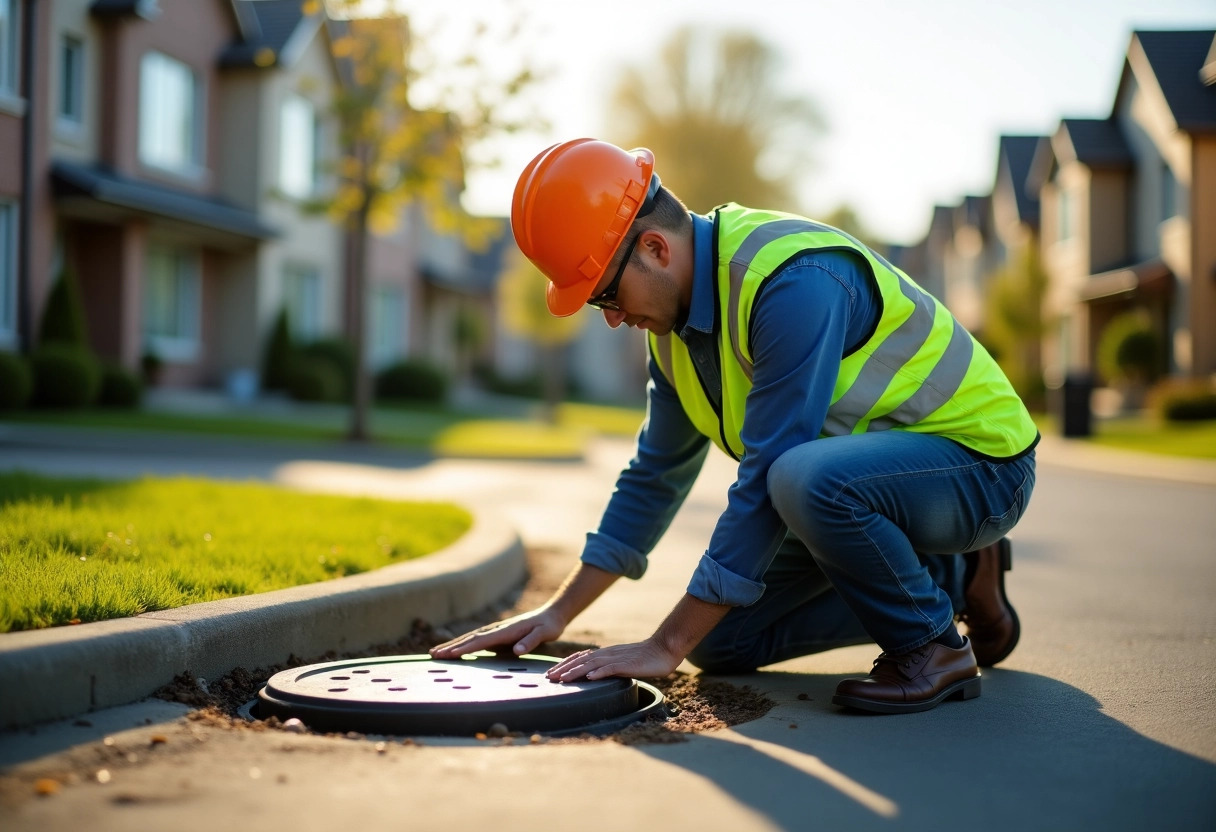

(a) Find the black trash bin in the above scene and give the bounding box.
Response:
[1060,372,1093,438]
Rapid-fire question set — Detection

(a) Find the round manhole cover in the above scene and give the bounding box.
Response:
[253,652,665,736]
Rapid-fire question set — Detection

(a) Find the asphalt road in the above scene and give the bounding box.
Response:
[1,430,1214,830]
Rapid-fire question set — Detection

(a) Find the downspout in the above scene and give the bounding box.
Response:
[16,0,37,353]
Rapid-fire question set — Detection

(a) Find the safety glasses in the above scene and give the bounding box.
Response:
[586,234,639,311]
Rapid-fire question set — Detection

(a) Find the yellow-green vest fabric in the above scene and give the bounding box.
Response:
[649,204,1038,461]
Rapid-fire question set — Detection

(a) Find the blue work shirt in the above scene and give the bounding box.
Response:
[581,212,883,606]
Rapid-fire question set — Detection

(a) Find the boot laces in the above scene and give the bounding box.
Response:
[874,646,929,670]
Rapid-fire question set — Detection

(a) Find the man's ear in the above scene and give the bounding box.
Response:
[639,230,671,269]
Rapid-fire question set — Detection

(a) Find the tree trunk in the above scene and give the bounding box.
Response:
[347,198,372,442]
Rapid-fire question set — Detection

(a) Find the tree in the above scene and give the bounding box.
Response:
[983,243,1050,410]
[498,251,584,420]
[316,1,539,440]
[607,26,825,214]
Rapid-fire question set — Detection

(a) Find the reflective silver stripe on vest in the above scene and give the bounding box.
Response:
[728,219,825,380]
[821,275,935,437]
[653,333,675,386]
[865,317,974,432]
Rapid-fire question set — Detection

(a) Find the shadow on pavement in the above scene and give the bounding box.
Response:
[639,669,1216,831]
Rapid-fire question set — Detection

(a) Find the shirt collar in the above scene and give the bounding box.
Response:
[680,212,716,338]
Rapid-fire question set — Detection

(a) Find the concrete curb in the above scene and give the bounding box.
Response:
[0,511,526,730]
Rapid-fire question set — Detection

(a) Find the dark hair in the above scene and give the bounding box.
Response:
[609,186,691,274]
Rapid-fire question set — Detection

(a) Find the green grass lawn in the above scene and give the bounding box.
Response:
[1090,417,1216,459]
[4,400,647,459]
[1034,413,1216,459]
[0,472,471,633]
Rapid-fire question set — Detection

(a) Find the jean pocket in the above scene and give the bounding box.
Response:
[963,471,1032,552]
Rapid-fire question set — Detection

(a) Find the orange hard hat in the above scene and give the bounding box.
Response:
[511,138,659,317]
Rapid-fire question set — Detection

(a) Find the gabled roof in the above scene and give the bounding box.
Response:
[1128,30,1216,132]
[995,135,1042,226]
[1057,118,1133,169]
[220,1,324,70]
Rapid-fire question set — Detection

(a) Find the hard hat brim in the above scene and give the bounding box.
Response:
[546,279,590,318]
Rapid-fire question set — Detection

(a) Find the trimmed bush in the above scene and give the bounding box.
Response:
[1098,312,1161,385]
[1150,379,1216,423]
[261,308,294,392]
[38,269,90,348]
[30,346,100,409]
[376,359,448,403]
[299,338,355,399]
[97,363,143,408]
[288,356,344,403]
[0,352,33,410]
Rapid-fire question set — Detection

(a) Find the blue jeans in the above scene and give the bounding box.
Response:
[687,431,1036,672]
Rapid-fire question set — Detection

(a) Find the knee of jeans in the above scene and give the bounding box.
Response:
[686,630,758,675]
[768,444,837,524]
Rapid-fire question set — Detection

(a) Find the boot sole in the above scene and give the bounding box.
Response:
[832,674,982,715]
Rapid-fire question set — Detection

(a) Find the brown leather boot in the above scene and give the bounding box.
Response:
[959,537,1020,666]
[832,638,981,714]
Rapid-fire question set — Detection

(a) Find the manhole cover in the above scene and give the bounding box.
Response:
[250,652,666,736]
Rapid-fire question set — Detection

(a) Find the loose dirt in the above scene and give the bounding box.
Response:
[151,545,773,744]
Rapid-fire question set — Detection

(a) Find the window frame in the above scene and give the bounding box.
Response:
[138,50,204,178]
[58,33,85,132]
[142,243,202,362]
[0,0,19,99]
[279,93,319,199]
[282,262,323,341]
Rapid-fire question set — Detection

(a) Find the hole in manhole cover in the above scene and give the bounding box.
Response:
[244,652,666,737]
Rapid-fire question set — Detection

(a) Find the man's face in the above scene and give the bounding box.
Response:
[587,233,682,336]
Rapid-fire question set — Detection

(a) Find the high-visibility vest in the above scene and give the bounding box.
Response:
[649,204,1038,461]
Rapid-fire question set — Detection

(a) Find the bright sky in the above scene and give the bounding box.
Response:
[392,0,1215,246]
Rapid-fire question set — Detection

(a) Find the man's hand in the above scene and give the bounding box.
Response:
[429,607,566,660]
[544,638,681,682]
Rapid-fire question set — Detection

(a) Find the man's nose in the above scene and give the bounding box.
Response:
[603,308,627,328]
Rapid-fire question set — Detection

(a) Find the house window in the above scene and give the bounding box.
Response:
[143,244,201,361]
[1161,161,1177,222]
[1057,188,1072,242]
[370,285,406,368]
[0,0,17,97]
[59,35,84,128]
[0,201,15,344]
[283,263,323,340]
[280,94,319,199]
[139,51,200,174]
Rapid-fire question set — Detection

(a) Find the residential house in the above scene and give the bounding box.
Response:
[49,0,279,388]
[1034,29,1216,385]
[2,0,422,394]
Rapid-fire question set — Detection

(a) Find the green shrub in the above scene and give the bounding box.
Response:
[376,359,448,403]
[0,352,33,410]
[1150,379,1216,422]
[288,356,344,403]
[97,363,143,408]
[299,338,354,399]
[30,346,100,408]
[1098,312,1161,385]
[37,269,90,349]
[474,366,545,400]
[261,308,294,391]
